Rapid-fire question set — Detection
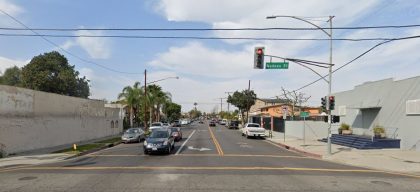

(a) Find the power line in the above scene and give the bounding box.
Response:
[1,33,419,42]
[1,24,420,31]
[267,34,420,99]
[293,35,420,92]
[0,9,143,75]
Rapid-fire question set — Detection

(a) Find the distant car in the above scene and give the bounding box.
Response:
[209,120,216,127]
[242,123,266,138]
[172,120,181,127]
[144,129,175,154]
[170,127,182,141]
[121,128,145,143]
[180,119,188,125]
[220,119,227,125]
[149,122,163,130]
[162,123,170,128]
[228,120,239,129]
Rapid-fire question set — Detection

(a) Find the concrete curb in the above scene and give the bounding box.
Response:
[266,140,323,159]
[64,141,122,160]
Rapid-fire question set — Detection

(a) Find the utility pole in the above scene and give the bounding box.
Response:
[225,91,234,113]
[245,80,251,124]
[144,69,147,130]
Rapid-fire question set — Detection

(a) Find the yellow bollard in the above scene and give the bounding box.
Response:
[73,144,77,151]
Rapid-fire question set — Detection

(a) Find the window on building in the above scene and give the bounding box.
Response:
[406,99,420,115]
[111,120,114,128]
[115,120,119,128]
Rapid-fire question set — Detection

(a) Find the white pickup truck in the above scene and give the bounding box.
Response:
[242,123,266,138]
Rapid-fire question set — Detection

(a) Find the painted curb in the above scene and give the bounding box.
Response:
[266,140,323,159]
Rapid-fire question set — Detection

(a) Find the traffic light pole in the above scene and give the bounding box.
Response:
[327,16,334,156]
[266,15,334,155]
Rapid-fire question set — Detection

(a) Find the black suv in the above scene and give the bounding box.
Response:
[228,120,239,129]
[143,129,175,154]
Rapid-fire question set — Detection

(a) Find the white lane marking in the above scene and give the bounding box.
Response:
[175,130,196,155]
[187,146,212,151]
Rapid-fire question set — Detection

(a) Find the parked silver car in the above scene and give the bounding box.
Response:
[121,128,145,143]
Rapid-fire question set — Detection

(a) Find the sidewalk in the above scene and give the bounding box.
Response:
[266,131,420,175]
[0,153,72,168]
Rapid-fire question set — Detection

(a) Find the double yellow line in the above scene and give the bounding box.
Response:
[208,126,224,156]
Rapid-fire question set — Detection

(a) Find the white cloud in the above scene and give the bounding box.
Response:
[149,42,262,78]
[71,29,111,59]
[57,29,112,59]
[0,56,27,74]
[0,0,24,25]
[60,40,76,50]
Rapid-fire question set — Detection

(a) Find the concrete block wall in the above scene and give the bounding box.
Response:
[285,121,336,140]
[0,85,122,155]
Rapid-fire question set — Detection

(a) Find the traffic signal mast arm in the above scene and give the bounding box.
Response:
[264,54,332,83]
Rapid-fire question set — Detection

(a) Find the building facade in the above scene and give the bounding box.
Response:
[332,77,420,150]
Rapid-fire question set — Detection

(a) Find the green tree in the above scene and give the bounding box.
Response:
[21,51,90,98]
[227,90,257,124]
[163,102,182,122]
[189,109,202,119]
[118,81,143,127]
[0,66,22,86]
[147,84,172,122]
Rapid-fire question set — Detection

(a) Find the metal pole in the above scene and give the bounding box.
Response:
[144,70,147,130]
[220,98,223,113]
[245,80,251,124]
[327,16,333,155]
[303,116,306,145]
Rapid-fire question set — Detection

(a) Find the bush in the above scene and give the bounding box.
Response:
[373,125,385,134]
[339,123,350,130]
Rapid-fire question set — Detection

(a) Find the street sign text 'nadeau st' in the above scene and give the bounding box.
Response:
[266,62,289,69]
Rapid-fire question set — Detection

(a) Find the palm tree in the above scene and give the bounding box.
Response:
[156,91,172,121]
[118,81,142,127]
[146,85,172,122]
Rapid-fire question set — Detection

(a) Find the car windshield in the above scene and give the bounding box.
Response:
[125,129,137,134]
[151,123,161,126]
[247,124,260,127]
[149,131,168,138]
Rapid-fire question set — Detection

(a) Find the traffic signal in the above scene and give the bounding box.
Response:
[332,115,340,123]
[329,96,335,110]
[254,47,265,69]
[321,96,326,110]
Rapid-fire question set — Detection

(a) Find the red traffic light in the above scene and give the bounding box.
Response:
[256,48,263,55]
[329,96,335,101]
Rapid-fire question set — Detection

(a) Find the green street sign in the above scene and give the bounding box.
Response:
[266,62,289,69]
[300,111,309,118]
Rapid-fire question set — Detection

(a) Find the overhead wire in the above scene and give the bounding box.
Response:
[1,24,420,31]
[2,33,420,42]
[0,9,144,75]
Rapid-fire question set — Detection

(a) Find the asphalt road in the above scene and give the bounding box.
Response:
[1,121,419,192]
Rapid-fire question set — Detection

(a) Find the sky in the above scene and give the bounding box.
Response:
[1,0,420,113]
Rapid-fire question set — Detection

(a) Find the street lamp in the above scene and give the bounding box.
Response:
[266,15,334,155]
[147,76,179,85]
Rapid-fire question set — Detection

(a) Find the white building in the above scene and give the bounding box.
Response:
[332,76,420,150]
